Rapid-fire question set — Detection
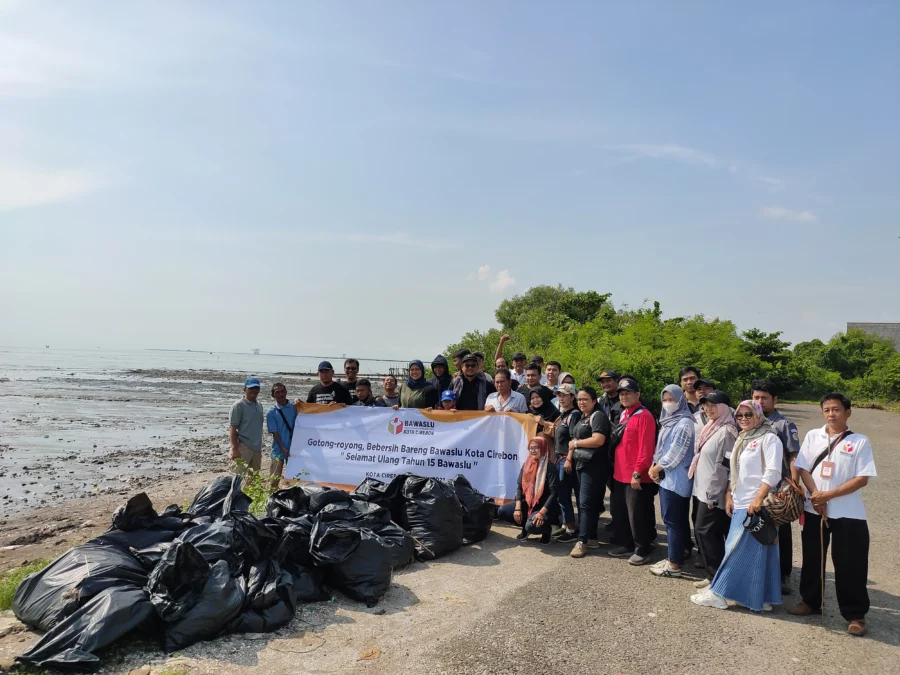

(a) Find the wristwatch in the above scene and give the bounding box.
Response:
[632,472,642,481]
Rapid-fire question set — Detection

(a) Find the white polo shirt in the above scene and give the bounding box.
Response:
[794,426,876,520]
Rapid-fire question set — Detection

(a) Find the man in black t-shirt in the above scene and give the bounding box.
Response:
[342,358,360,404]
[597,369,623,423]
[304,361,353,405]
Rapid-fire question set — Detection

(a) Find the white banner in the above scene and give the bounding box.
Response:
[285,404,538,502]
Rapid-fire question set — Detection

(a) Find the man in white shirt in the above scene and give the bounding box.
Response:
[789,392,876,637]
[484,369,528,413]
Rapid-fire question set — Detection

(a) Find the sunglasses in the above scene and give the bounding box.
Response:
[735,413,756,420]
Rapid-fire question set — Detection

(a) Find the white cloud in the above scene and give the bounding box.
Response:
[603,143,719,168]
[489,269,515,293]
[754,176,785,193]
[760,206,818,223]
[0,167,104,211]
[469,264,515,294]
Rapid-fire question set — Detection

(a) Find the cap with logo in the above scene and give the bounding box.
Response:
[598,369,621,381]
[440,390,456,402]
[317,361,333,372]
[462,353,478,364]
[699,389,732,407]
[244,377,261,389]
[556,383,577,397]
[617,378,640,393]
[511,351,527,361]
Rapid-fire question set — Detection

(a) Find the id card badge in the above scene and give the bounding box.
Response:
[820,461,835,479]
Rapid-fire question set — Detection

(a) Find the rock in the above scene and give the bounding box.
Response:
[80,520,94,528]
[128,668,151,675]
[0,656,17,671]
[0,613,26,639]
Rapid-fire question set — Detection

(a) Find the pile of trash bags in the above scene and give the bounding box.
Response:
[11,472,495,669]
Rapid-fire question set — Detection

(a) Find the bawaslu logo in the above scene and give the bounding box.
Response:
[388,417,404,435]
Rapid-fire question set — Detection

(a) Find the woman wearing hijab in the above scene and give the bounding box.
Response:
[689,390,738,587]
[396,360,439,409]
[429,355,453,394]
[691,400,783,612]
[568,386,612,558]
[496,437,559,544]
[546,382,581,542]
[647,385,696,577]
[528,386,560,443]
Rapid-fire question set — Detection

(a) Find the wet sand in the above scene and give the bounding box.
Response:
[0,369,318,518]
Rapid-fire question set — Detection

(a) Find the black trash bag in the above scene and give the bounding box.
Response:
[162,560,246,653]
[374,521,415,569]
[310,522,393,607]
[301,483,352,513]
[273,515,316,569]
[16,585,154,670]
[265,485,312,518]
[147,541,211,622]
[177,521,243,576]
[318,499,391,529]
[13,541,148,631]
[187,475,251,520]
[400,476,465,561]
[131,542,175,571]
[227,513,283,568]
[283,561,330,602]
[110,492,158,531]
[444,475,496,544]
[351,475,407,521]
[228,559,298,634]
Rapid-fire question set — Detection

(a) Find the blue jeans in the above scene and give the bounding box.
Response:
[659,487,690,565]
[577,458,610,543]
[557,457,580,527]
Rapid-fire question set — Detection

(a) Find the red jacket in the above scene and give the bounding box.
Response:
[613,405,657,484]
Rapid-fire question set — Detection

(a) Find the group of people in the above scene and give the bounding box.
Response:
[228,350,877,637]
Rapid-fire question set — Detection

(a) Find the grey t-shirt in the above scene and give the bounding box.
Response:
[230,398,264,451]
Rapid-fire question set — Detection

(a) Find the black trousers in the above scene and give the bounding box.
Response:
[693,502,731,579]
[799,513,870,621]
[611,480,658,555]
[779,521,793,580]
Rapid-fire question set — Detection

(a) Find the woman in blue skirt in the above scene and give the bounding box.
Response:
[691,400,784,612]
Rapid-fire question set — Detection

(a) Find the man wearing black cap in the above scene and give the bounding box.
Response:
[608,378,659,565]
[452,353,496,411]
[303,361,353,405]
[597,369,623,423]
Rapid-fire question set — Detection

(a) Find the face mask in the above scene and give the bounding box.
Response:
[662,401,679,414]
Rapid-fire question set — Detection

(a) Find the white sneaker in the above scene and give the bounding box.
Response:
[693,579,711,589]
[650,559,668,571]
[691,589,728,610]
[650,561,682,577]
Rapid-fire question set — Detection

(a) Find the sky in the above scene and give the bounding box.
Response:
[2,1,898,359]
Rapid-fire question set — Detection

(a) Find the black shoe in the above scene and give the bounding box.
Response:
[515,531,529,541]
[555,531,576,543]
[607,546,635,558]
[539,533,552,545]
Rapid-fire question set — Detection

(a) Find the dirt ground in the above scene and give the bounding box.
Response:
[1,404,897,674]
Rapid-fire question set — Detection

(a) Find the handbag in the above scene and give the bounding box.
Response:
[743,508,778,546]
[573,412,600,462]
[762,429,851,526]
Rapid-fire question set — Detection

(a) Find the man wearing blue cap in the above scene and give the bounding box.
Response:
[229,376,265,475]
[305,361,353,405]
